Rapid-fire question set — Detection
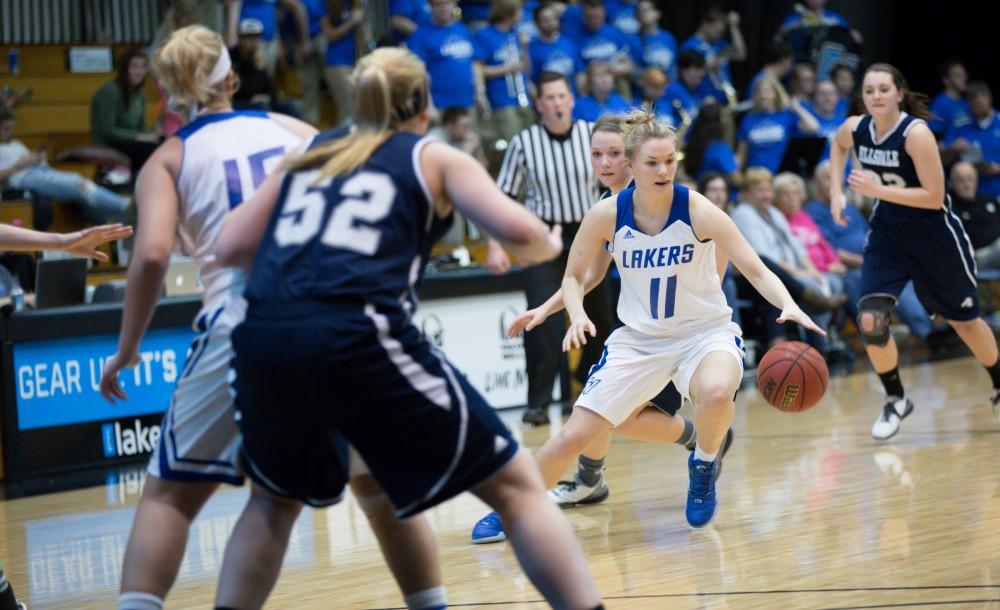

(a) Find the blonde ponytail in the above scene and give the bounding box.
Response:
[289,47,430,179]
[152,25,230,117]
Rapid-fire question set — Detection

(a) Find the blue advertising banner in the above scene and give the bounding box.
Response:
[13,327,196,431]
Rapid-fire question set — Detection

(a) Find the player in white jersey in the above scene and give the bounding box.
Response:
[509,115,712,510]
[97,27,451,610]
[473,109,822,539]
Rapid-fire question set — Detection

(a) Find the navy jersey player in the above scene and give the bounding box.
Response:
[473,109,822,541]
[211,47,604,610]
[829,63,1000,440]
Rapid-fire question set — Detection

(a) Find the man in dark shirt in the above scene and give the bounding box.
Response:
[231,18,299,116]
[951,161,1000,270]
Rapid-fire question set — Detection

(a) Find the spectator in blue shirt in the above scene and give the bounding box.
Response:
[803,80,847,161]
[680,7,745,106]
[389,0,430,43]
[830,64,855,115]
[777,0,861,68]
[574,0,633,85]
[573,61,631,121]
[528,4,585,93]
[659,49,710,131]
[944,82,1000,199]
[805,161,932,336]
[736,76,819,173]
[474,0,533,141]
[296,0,330,125]
[628,0,678,79]
[929,59,971,138]
[322,0,366,126]
[745,40,794,102]
[409,0,478,113]
[683,101,740,185]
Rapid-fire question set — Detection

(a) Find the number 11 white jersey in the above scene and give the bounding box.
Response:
[609,185,733,338]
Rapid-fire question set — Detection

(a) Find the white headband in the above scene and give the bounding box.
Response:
[207,46,231,85]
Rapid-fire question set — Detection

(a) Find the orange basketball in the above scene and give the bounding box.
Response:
[755,341,828,412]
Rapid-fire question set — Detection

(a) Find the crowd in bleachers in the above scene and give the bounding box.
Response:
[1,0,999,365]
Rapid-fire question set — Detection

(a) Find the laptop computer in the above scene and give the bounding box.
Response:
[163,258,202,297]
[34,258,88,309]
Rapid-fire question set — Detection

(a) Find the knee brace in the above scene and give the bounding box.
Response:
[857,295,894,347]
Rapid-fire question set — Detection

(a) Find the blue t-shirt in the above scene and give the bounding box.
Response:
[628,29,678,77]
[240,0,277,41]
[944,112,1000,198]
[577,24,631,66]
[474,25,527,110]
[659,81,699,127]
[698,140,738,179]
[559,4,585,47]
[781,9,849,29]
[300,0,325,36]
[806,200,867,255]
[929,92,971,136]
[528,35,583,84]
[573,93,631,121]
[609,1,640,36]
[737,109,798,172]
[390,0,430,42]
[409,22,476,109]
[325,7,356,66]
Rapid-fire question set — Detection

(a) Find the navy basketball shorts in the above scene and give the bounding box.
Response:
[860,214,980,321]
[230,302,519,519]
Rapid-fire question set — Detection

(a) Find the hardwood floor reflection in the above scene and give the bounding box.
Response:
[3,356,1000,609]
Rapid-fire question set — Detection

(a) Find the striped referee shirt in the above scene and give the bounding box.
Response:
[496,119,599,224]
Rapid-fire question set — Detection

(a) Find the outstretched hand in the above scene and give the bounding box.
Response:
[562,316,596,351]
[507,306,548,338]
[60,223,134,261]
[777,304,827,336]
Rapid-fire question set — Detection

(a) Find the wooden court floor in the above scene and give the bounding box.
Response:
[2,356,1000,609]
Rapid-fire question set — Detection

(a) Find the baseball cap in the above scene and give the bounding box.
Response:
[238,18,264,36]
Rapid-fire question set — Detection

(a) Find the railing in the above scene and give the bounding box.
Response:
[0,0,163,45]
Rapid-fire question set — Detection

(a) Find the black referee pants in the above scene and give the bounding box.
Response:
[523,222,614,411]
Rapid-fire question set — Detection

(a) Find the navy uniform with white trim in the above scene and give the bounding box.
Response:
[854,112,980,320]
[232,127,518,516]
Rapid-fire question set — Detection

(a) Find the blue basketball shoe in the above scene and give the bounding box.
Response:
[686,453,719,528]
[471,511,507,544]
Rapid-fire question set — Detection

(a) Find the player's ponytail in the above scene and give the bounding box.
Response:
[621,107,680,160]
[290,48,430,179]
[864,63,931,121]
[153,25,234,118]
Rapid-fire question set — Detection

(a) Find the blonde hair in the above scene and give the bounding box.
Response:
[289,47,429,179]
[752,75,789,110]
[742,167,774,189]
[152,25,230,116]
[773,171,806,198]
[621,107,679,159]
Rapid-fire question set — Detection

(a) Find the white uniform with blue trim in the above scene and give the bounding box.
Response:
[149,110,306,484]
[575,185,745,425]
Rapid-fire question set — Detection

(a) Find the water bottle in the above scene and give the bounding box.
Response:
[6,48,19,75]
[10,285,24,311]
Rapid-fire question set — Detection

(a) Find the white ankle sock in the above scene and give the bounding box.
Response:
[694,445,717,463]
[118,591,164,610]
[405,585,447,609]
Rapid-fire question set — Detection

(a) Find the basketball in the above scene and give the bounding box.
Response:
[756,341,828,412]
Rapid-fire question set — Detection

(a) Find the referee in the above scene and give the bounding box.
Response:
[487,71,614,425]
